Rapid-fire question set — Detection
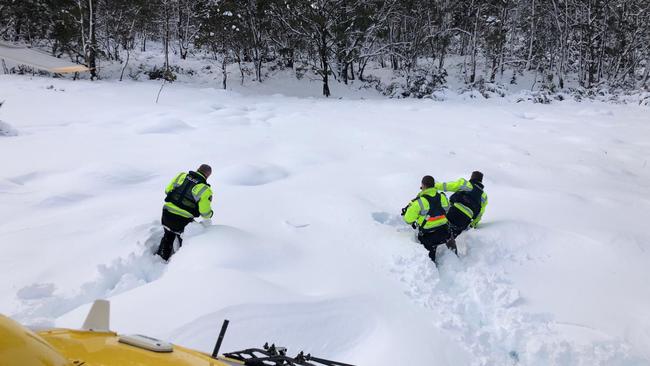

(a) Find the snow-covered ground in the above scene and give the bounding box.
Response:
[1,75,649,365]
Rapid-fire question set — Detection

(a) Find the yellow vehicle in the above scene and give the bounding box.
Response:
[0,300,353,366]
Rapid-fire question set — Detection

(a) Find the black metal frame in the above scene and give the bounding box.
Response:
[223,343,356,366]
[211,319,355,366]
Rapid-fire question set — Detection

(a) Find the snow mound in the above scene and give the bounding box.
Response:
[6,171,45,185]
[90,166,157,186]
[12,227,166,326]
[0,120,18,136]
[210,115,252,127]
[16,283,55,300]
[0,179,17,192]
[218,163,289,186]
[38,193,92,208]
[135,117,192,134]
[169,298,378,359]
[513,112,540,120]
[173,224,299,272]
[576,108,614,117]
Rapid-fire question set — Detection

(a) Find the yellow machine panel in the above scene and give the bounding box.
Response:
[37,329,235,366]
[0,315,72,366]
[1,301,351,366]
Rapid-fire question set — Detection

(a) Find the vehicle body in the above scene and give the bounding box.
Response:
[0,300,352,366]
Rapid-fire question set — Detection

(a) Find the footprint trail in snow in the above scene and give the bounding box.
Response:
[387,219,643,365]
[12,226,167,327]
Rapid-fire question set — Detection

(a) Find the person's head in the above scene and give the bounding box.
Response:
[197,164,212,179]
[421,175,435,190]
[470,171,483,183]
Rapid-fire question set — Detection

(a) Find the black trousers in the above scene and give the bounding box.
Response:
[156,210,194,261]
[418,225,452,264]
[447,206,472,238]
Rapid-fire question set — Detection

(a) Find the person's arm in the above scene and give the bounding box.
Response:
[471,193,488,228]
[197,185,214,219]
[165,172,186,194]
[403,199,424,227]
[434,178,472,192]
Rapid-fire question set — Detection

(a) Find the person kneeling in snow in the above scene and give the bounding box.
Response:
[435,171,488,238]
[401,175,456,264]
[156,164,214,262]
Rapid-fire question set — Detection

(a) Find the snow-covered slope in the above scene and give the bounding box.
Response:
[1,75,649,365]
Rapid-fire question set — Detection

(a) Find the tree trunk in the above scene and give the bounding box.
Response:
[13,16,21,42]
[177,1,188,60]
[255,57,262,82]
[87,0,97,80]
[470,6,480,83]
[587,3,596,87]
[222,55,228,90]
[320,29,330,97]
[554,0,568,89]
[490,57,497,82]
[237,52,245,85]
[253,42,262,82]
[247,0,263,83]
[359,58,369,81]
[164,1,170,72]
[525,0,535,71]
[119,48,130,81]
[141,31,147,52]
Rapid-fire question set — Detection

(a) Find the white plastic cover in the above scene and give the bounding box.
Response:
[118,334,174,352]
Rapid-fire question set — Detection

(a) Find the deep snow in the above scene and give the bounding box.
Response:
[1,75,649,365]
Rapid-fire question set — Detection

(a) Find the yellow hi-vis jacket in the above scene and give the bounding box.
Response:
[435,178,487,228]
[163,171,213,219]
[403,187,450,231]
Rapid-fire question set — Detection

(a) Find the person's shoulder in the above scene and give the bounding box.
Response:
[170,172,186,181]
[198,182,212,190]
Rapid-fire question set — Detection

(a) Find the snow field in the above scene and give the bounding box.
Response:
[1,75,649,365]
[0,120,17,136]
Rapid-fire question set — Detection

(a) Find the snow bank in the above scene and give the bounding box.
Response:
[169,298,378,358]
[134,117,193,134]
[218,163,289,186]
[0,120,17,136]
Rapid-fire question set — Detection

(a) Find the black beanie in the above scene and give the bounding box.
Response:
[421,175,435,188]
[471,171,483,182]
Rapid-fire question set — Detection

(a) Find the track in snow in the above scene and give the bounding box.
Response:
[12,224,166,327]
[385,217,642,365]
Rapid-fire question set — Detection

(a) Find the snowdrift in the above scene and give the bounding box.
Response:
[0,120,17,136]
